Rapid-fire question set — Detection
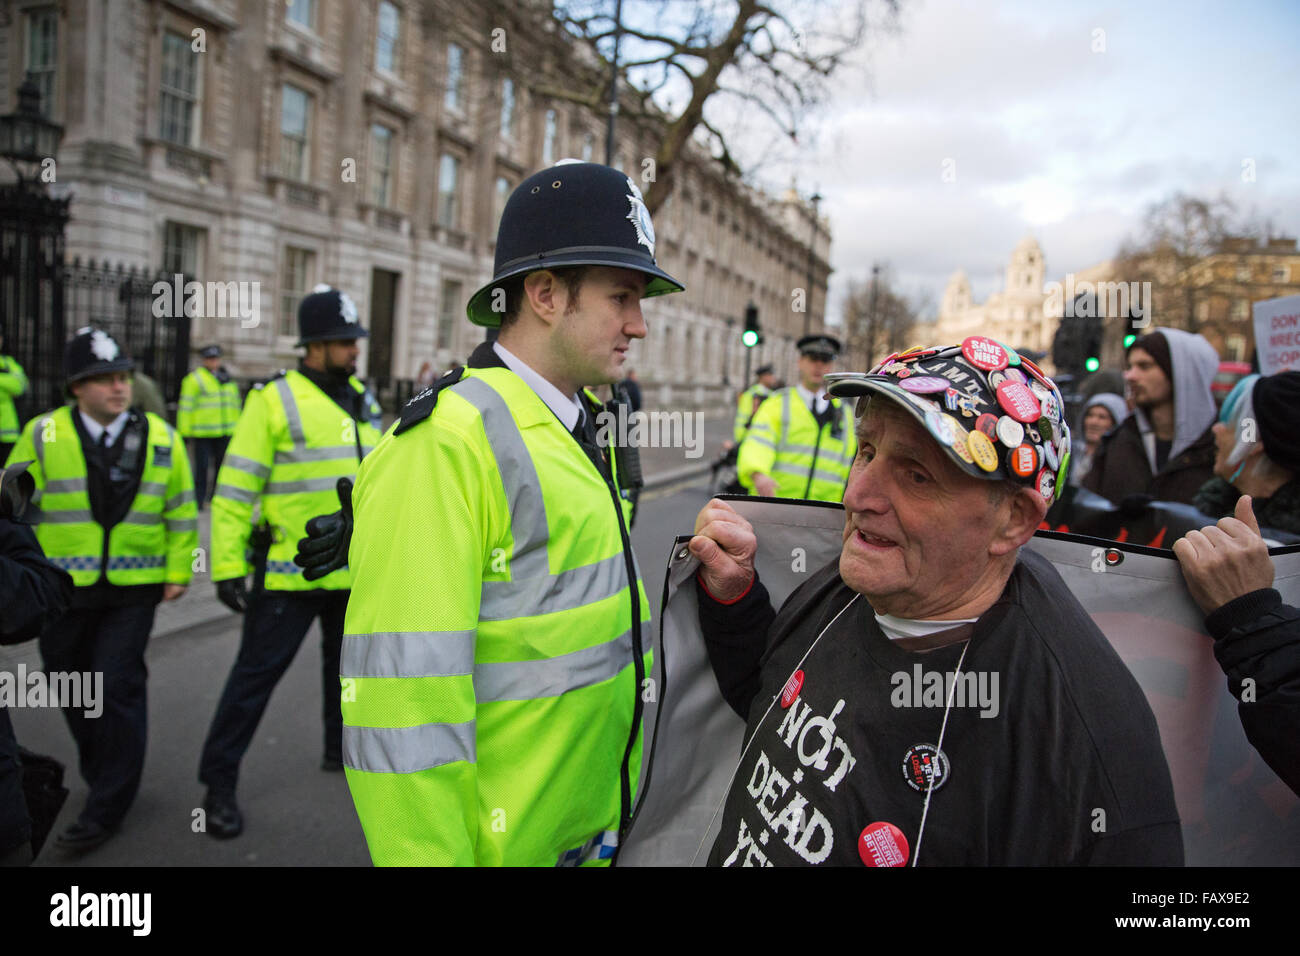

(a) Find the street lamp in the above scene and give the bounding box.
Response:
[803,189,822,337]
[0,74,63,186]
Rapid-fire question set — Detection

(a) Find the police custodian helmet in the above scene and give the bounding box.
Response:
[64,326,134,384]
[466,160,685,327]
[296,284,369,347]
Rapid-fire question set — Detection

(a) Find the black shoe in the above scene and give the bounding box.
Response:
[320,757,344,772]
[204,792,243,839]
[55,820,115,853]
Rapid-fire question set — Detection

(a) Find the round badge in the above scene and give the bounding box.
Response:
[1036,467,1056,501]
[1029,378,1052,400]
[968,430,999,472]
[1039,392,1060,422]
[1019,356,1047,381]
[780,669,804,709]
[859,822,910,867]
[975,413,998,441]
[987,370,1007,390]
[1008,443,1038,478]
[1036,417,1054,442]
[899,376,951,394]
[996,416,1024,448]
[1056,450,1071,497]
[1003,344,1022,367]
[925,409,954,445]
[996,382,1042,423]
[946,415,974,464]
[901,744,950,793]
[1043,438,1060,471]
[961,335,1009,372]
[1003,367,1028,385]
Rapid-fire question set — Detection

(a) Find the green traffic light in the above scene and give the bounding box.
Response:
[1123,334,1137,348]
[1084,356,1100,372]
[742,330,758,347]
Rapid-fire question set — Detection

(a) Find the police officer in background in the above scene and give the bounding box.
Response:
[733,364,777,444]
[737,335,856,501]
[177,344,241,508]
[0,328,28,463]
[330,161,682,865]
[198,286,382,839]
[4,328,197,852]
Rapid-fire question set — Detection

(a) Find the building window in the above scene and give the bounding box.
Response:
[370,124,393,207]
[279,84,311,180]
[280,247,316,337]
[375,1,400,74]
[437,153,461,229]
[25,8,58,116]
[543,109,557,166]
[1225,334,1246,362]
[1273,265,1291,283]
[581,132,594,162]
[162,222,204,278]
[445,43,463,111]
[499,78,515,138]
[1231,298,1250,321]
[286,0,314,29]
[494,176,512,231]
[439,279,463,351]
[160,30,201,147]
[1236,265,1252,283]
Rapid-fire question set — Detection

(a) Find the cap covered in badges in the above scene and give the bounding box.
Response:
[64,326,134,384]
[824,336,1072,502]
[296,285,368,347]
[199,344,223,359]
[797,334,842,360]
[466,161,684,327]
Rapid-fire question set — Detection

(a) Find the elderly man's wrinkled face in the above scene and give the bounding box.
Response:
[840,398,1042,619]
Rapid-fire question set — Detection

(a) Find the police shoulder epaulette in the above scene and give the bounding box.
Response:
[395,365,466,435]
[253,369,287,391]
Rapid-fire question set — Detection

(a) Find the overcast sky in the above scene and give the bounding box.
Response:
[753,0,1300,325]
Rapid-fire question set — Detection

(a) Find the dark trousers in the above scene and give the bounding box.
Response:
[198,589,348,796]
[38,602,157,830]
[191,436,230,505]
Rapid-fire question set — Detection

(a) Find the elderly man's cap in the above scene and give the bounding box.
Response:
[199,344,222,359]
[825,336,1073,503]
[297,285,368,347]
[466,160,684,327]
[64,327,134,384]
[797,334,842,360]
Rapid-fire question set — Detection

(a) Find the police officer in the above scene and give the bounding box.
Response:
[0,329,28,463]
[198,286,382,838]
[334,161,683,865]
[737,334,856,501]
[177,344,241,508]
[733,364,777,444]
[5,327,197,852]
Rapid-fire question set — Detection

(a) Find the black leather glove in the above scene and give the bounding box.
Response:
[295,477,353,582]
[216,577,248,614]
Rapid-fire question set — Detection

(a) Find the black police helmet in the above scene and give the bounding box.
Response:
[466,160,684,327]
[65,327,134,384]
[297,285,369,347]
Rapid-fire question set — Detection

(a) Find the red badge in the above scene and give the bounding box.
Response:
[1036,466,1056,501]
[1008,443,1038,477]
[859,822,910,867]
[975,413,998,441]
[961,336,1009,372]
[780,670,804,709]
[995,381,1042,423]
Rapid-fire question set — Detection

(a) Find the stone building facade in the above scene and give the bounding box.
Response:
[0,0,830,408]
[930,236,1055,357]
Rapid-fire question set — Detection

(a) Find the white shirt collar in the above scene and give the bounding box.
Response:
[796,383,829,415]
[492,342,584,431]
[875,612,978,642]
[79,409,130,447]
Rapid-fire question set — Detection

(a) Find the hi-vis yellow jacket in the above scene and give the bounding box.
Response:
[733,383,772,443]
[177,366,241,439]
[342,362,649,866]
[5,405,197,586]
[0,353,27,443]
[737,387,857,502]
[211,370,382,591]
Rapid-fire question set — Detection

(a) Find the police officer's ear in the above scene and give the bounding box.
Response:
[522,270,563,326]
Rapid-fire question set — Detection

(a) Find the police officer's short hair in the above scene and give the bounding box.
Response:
[498,266,591,329]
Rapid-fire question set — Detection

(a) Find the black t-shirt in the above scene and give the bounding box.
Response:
[699,551,1185,866]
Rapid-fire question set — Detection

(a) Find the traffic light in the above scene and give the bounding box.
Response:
[1123,313,1142,350]
[742,303,760,348]
[1081,312,1102,373]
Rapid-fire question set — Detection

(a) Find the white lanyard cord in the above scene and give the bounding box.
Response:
[911,639,970,867]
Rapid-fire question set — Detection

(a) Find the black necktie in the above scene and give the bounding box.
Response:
[571,408,608,476]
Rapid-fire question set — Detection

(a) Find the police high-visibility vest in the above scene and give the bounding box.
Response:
[732,383,772,443]
[211,369,382,591]
[342,366,650,866]
[0,354,27,443]
[737,387,857,502]
[4,405,198,586]
[177,366,241,439]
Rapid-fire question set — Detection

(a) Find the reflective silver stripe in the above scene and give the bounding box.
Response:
[277,445,360,464]
[215,483,258,504]
[476,629,635,703]
[481,552,628,620]
[165,518,198,532]
[224,454,271,479]
[745,435,776,450]
[780,389,791,449]
[274,377,305,446]
[123,510,163,526]
[772,461,849,486]
[166,489,196,509]
[43,477,86,494]
[40,509,94,523]
[344,720,476,773]
[34,416,51,469]
[342,630,476,678]
[137,481,167,497]
[265,476,346,495]
[106,555,166,570]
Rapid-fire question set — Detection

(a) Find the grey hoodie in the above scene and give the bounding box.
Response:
[1130,327,1219,472]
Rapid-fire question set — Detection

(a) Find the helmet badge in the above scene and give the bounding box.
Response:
[90,329,119,361]
[625,177,656,256]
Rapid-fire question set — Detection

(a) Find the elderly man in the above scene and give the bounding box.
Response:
[689,339,1183,866]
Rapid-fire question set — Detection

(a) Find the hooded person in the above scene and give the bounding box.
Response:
[1192,371,1300,536]
[1069,392,1128,486]
[1083,328,1219,506]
